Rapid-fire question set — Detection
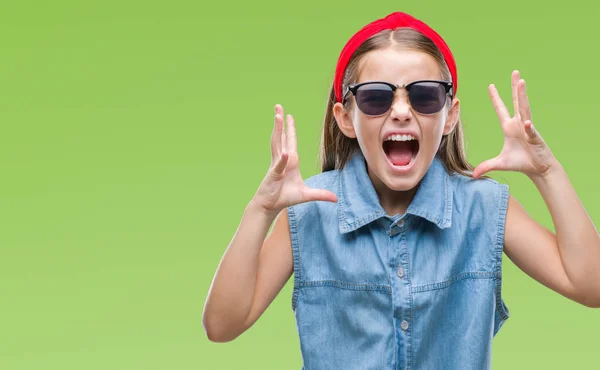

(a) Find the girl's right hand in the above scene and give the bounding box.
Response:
[251,104,338,216]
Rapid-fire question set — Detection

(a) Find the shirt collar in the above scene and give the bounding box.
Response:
[338,151,453,234]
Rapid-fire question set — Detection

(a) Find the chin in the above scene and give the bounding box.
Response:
[381,173,422,192]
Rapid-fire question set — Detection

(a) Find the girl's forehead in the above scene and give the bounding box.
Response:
[357,48,441,83]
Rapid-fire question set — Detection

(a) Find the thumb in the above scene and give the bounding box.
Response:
[473,156,503,179]
[302,187,338,203]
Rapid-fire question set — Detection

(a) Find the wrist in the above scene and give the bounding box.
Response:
[529,159,564,186]
[246,199,281,221]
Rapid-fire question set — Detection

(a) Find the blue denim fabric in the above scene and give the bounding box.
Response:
[288,150,509,370]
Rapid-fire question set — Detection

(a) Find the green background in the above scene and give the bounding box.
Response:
[1,1,599,369]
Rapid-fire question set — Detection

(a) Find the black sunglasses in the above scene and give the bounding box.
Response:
[343,80,453,116]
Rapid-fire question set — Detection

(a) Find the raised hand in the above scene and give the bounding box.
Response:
[251,104,338,216]
[473,71,558,180]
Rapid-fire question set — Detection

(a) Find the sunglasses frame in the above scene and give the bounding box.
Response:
[343,80,454,116]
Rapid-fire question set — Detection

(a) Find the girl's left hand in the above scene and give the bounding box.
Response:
[473,70,558,180]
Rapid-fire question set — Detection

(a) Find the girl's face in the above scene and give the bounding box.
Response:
[334,48,460,194]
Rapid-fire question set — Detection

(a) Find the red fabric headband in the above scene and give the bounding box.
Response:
[334,12,458,103]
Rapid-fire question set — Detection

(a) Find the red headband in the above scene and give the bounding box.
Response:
[334,12,458,103]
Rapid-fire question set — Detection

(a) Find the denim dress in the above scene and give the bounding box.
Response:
[287,151,510,370]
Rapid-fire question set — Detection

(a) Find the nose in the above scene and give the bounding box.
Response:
[389,91,412,122]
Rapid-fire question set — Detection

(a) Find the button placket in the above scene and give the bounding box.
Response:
[389,218,410,370]
[396,267,404,278]
[389,218,407,237]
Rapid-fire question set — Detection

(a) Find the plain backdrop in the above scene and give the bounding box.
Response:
[1,1,599,369]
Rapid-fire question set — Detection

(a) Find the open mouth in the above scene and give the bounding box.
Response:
[382,134,420,168]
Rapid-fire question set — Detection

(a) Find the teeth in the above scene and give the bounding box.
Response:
[385,134,416,142]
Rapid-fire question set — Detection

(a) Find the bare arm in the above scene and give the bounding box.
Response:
[474,70,600,307]
[202,206,293,342]
[202,105,337,342]
[505,175,600,308]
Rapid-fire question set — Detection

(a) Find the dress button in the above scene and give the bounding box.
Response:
[396,267,404,278]
[398,219,405,227]
[401,320,409,331]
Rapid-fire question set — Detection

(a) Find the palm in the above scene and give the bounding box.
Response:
[253,105,337,214]
[262,151,307,207]
[496,116,546,173]
[473,71,556,179]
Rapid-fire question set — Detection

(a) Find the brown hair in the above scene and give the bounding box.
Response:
[319,28,474,177]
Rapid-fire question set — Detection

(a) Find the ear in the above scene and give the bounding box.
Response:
[333,102,356,139]
[443,97,460,136]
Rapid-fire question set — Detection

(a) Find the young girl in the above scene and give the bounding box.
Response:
[202,11,600,370]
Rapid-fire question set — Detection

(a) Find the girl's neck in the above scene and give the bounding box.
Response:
[367,168,419,216]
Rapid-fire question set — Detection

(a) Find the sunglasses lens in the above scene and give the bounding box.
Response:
[355,83,394,116]
[408,82,447,114]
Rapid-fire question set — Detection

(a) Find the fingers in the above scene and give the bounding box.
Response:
[271,105,299,175]
[271,104,290,175]
[511,70,520,117]
[272,150,289,175]
[281,113,287,157]
[286,114,297,154]
[488,84,510,122]
[271,105,284,163]
[517,79,532,123]
[523,120,540,142]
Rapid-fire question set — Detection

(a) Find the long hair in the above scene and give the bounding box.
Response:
[319,28,474,177]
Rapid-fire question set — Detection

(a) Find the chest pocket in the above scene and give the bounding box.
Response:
[295,221,393,287]
[405,216,498,291]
